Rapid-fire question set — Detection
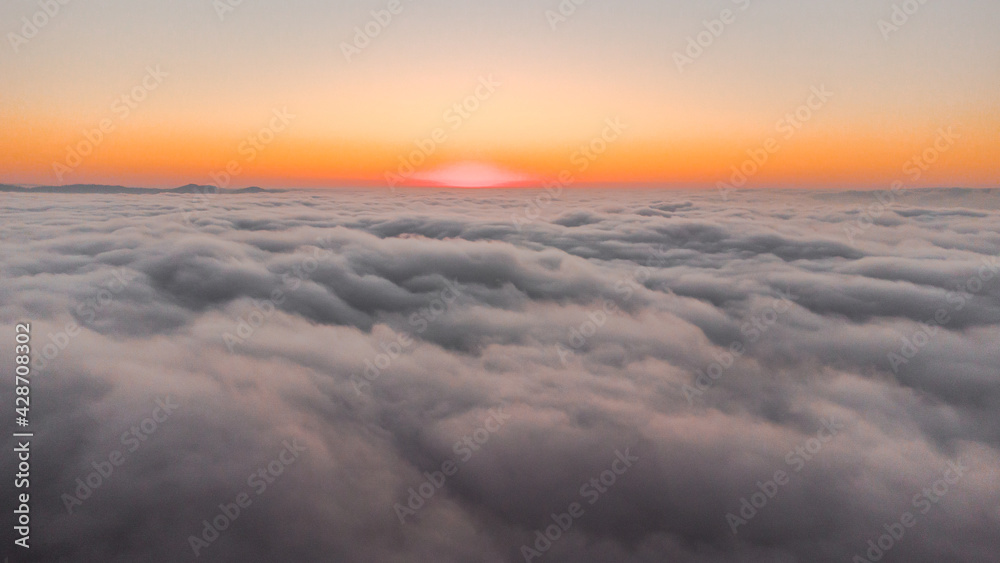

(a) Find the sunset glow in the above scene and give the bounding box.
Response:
[2,1,997,190]
[410,162,536,188]
[5,3,1000,561]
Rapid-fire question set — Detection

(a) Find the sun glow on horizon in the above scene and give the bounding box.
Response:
[409,162,537,188]
[1,1,998,189]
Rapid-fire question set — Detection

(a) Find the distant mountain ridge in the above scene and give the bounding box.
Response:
[0,183,275,194]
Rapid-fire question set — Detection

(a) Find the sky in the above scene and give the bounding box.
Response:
[1,0,998,189]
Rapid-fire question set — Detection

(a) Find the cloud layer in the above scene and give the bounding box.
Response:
[1,188,999,562]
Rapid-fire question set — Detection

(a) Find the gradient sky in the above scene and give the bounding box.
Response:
[1,0,997,189]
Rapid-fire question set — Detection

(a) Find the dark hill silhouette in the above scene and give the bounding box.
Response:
[0,183,279,194]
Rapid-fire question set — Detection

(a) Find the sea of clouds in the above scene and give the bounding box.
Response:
[1,187,998,562]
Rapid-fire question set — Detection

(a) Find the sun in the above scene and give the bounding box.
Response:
[411,162,535,188]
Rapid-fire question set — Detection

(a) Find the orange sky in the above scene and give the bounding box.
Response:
[2,0,998,189]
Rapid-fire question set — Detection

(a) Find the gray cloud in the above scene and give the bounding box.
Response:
[1,188,998,562]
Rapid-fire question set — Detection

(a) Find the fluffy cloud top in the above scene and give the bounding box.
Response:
[1,188,998,562]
